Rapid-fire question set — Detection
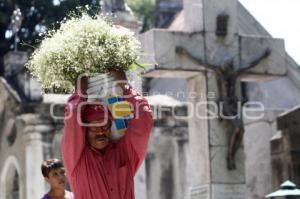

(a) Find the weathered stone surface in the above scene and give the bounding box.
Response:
[243,77,300,125]
[0,89,24,199]
[210,146,245,184]
[0,156,24,199]
[140,29,206,70]
[240,36,286,76]
[190,183,246,199]
[183,0,203,32]
[139,30,156,70]
[23,132,45,199]
[209,118,228,146]
[203,0,237,34]
[206,71,227,146]
[51,131,63,160]
[202,0,239,69]
[286,55,300,90]
[190,184,210,199]
[277,104,300,130]
[211,184,245,199]
[271,107,300,190]
[146,127,190,199]
[244,121,273,199]
[0,73,67,199]
[205,33,240,68]
[142,30,287,80]
[241,74,300,198]
[186,74,211,185]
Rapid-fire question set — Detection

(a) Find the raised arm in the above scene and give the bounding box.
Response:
[110,70,153,173]
[61,77,88,176]
[61,92,86,176]
[122,85,153,173]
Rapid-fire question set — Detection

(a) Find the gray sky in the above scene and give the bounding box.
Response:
[239,0,300,65]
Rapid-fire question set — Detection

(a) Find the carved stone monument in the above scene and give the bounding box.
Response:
[140,0,286,198]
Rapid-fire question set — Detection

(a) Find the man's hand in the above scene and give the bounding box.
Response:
[109,70,128,91]
[76,75,88,95]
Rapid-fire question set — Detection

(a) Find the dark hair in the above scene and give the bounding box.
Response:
[41,159,64,177]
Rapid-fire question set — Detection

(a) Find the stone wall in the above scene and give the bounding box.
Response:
[244,77,300,198]
[0,77,25,199]
[0,75,67,199]
[272,105,300,190]
[146,125,189,199]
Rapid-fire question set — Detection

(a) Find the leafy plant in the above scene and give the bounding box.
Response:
[26,10,141,92]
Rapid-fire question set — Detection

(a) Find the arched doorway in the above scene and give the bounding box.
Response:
[0,156,23,199]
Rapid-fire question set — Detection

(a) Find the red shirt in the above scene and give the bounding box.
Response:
[61,86,153,199]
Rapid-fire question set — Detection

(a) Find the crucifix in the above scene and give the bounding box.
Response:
[175,46,271,169]
[140,0,286,196]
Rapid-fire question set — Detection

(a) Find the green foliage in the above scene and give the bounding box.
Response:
[127,0,155,32]
[0,0,101,58]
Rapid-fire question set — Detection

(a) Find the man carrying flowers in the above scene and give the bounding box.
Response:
[61,70,153,199]
[26,11,152,198]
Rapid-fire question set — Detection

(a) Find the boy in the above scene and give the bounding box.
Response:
[41,159,74,199]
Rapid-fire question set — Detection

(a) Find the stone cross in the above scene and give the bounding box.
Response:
[175,46,271,170]
[140,0,286,198]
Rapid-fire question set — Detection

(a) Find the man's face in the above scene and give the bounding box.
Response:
[86,119,112,151]
[45,168,66,189]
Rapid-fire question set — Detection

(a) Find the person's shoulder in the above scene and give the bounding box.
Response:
[40,194,51,199]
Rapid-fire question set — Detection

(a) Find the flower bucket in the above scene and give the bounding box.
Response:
[87,74,133,140]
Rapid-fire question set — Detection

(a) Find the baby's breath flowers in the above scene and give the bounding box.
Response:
[26,13,141,92]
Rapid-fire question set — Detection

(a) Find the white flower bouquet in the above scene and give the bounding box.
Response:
[26,12,141,92]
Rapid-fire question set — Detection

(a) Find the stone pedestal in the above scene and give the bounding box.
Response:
[186,73,245,199]
[143,70,246,199]
[186,74,209,186]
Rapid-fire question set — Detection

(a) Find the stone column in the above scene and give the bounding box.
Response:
[186,73,210,197]
[185,72,246,199]
[23,132,44,199]
[21,114,53,199]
